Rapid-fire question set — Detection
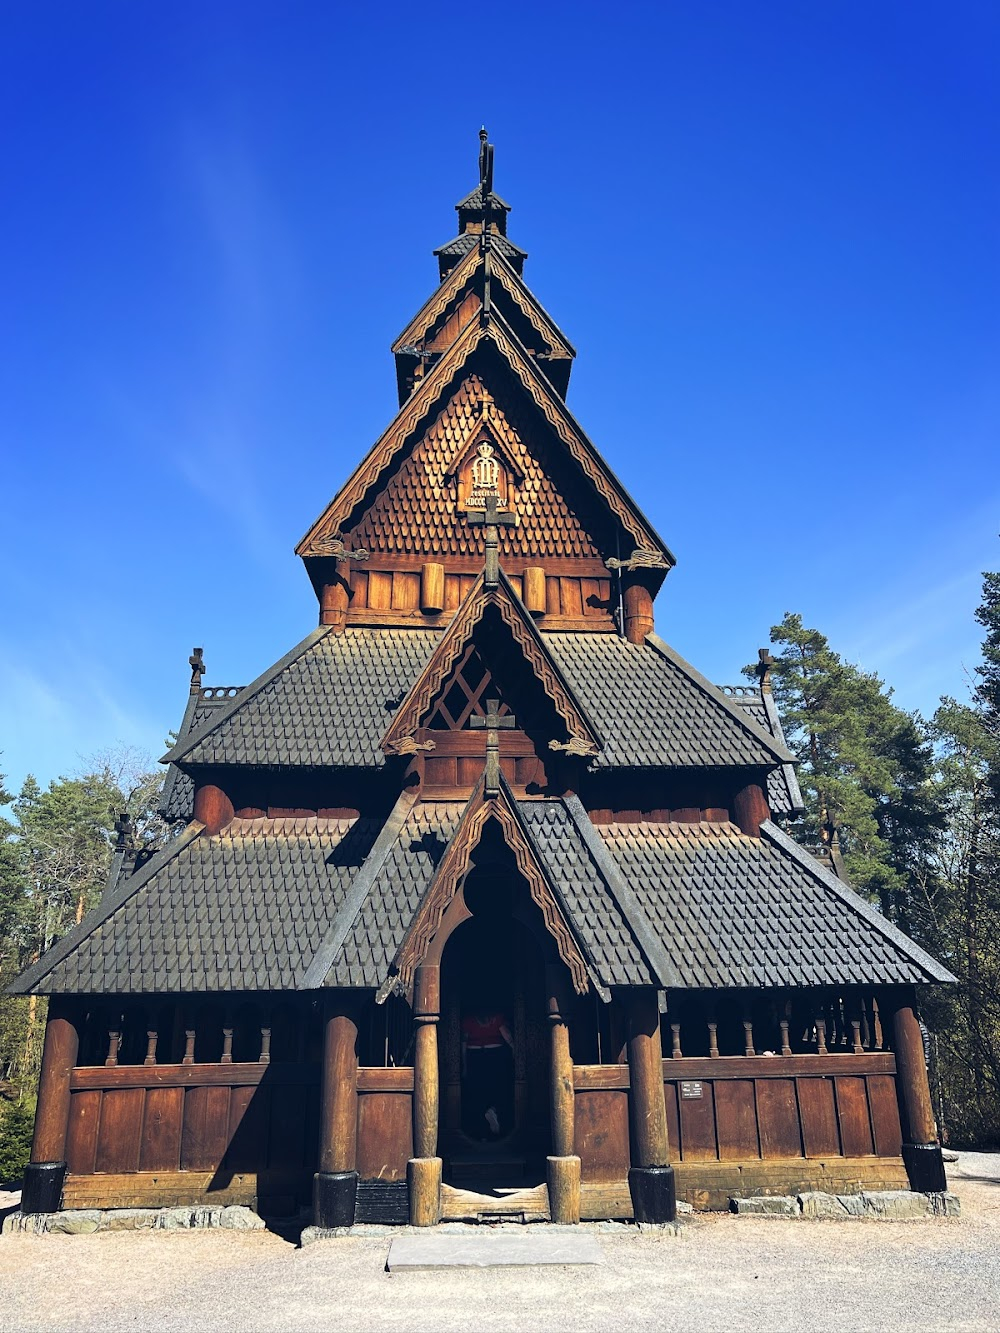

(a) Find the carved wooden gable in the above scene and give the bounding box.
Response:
[351,372,602,562]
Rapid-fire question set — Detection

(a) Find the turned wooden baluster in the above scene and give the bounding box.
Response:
[670,1022,682,1059]
[182,1027,196,1065]
[707,1007,719,1058]
[780,999,792,1057]
[259,1025,272,1064]
[742,1004,755,1057]
[144,1029,158,1066]
[221,1009,234,1064]
[815,1013,828,1056]
[105,1028,121,1067]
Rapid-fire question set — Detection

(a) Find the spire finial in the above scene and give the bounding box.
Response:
[478,128,494,197]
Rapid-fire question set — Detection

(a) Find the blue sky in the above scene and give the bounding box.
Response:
[1,2,997,795]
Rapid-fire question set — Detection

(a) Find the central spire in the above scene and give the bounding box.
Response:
[434,129,526,279]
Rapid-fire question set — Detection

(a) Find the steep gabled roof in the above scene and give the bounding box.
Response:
[392,243,575,366]
[544,632,793,770]
[385,777,596,998]
[160,683,246,822]
[163,627,441,770]
[381,569,601,756]
[297,308,671,565]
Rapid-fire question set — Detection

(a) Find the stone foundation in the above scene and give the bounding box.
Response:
[2,1204,265,1235]
[730,1190,960,1219]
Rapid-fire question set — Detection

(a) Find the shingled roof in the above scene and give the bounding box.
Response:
[544,632,793,769]
[719,684,804,816]
[160,625,795,792]
[163,627,442,770]
[596,818,955,988]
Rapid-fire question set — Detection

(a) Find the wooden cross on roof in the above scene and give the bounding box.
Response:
[467,493,516,589]
[469,696,515,797]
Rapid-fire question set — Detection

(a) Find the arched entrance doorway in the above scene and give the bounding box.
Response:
[437,819,555,1190]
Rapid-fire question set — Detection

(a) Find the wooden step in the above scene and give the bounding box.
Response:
[440,1182,550,1223]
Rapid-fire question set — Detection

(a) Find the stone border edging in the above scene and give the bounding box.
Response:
[729,1190,960,1219]
[2,1204,265,1235]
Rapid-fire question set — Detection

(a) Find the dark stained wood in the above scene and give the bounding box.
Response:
[623,581,654,644]
[714,1080,759,1160]
[224,1085,271,1171]
[627,990,670,1166]
[659,1054,896,1080]
[677,1080,717,1161]
[835,1076,875,1157]
[867,1074,904,1156]
[356,1066,415,1092]
[755,1079,802,1159]
[890,993,937,1144]
[138,1086,184,1171]
[548,976,575,1159]
[573,1064,629,1090]
[319,1002,358,1174]
[574,1089,630,1182]
[71,1062,319,1090]
[356,1093,413,1182]
[391,571,421,611]
[732,781,770,837]
[95,1089,145,1173]
[193,784,234,835]
[796,1076,840,1157]
[181,1085,231,1171]
[31,999,80,1163]
[268,1084,307,1170]
[65,1090,102,1175]
[663,1080,680,1161]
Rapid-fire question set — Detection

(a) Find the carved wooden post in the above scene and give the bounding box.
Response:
[313,994,360,1229]
[626,989,675,1223]
[408,964,442,1226]
[22,998,79,1213]
[889,988,946,1192]
[523,566,547,616]
[546,967,580,1224]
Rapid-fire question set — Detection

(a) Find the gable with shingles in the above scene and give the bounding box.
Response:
[351,371,601,561]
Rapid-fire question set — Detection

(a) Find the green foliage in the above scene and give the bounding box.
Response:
[749,613,943,918]
[0,1096,35,1185]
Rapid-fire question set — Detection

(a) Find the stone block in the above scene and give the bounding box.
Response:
[105,1209,159,1231]
[730,1195,799,1216]
[220,1206,265,1231]
[798,1192,859,1219]
[2,1211,46,1235]
[300,1225,351,1246]
[48,1210,102,1234]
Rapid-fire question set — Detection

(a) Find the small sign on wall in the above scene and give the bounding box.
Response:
[680,1080,704,1100]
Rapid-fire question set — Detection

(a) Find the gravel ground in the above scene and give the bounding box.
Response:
[1,1153,998,1333]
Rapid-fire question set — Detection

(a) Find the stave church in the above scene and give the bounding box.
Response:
[13,133,953,1228]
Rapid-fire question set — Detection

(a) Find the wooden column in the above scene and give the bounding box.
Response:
[320,563,351,632]
[313,994,360,1228]
[546,968,581,1223]
[193,783,234,836]
[409,964,442,1226]
[626,988,676,1223]
[523,566,547,616]
[22,997,79,1213]
[420,562,445,615]
[30,998,79,1166]
[889,989,947,1192]
[732,781,770,837]
[626,989,669,1168]
[318,999,359,1175]
[623,580,654,644]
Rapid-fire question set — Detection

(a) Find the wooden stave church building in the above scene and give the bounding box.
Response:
[14,134,953,1228]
